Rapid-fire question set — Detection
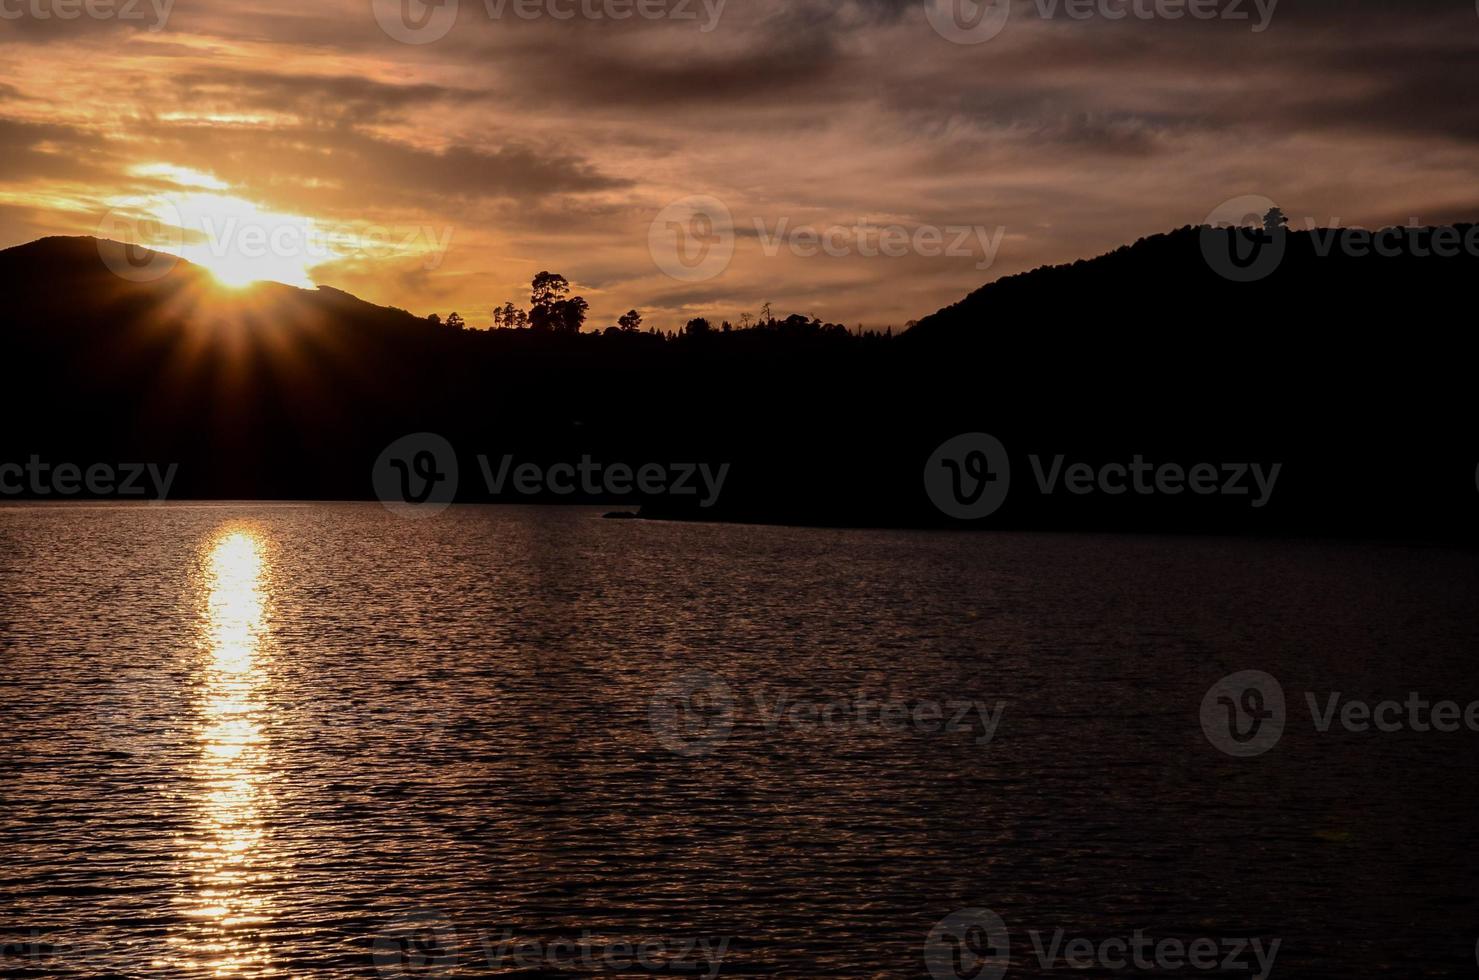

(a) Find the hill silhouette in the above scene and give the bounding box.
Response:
[908,223,1479,354]
[1,230,1474,542]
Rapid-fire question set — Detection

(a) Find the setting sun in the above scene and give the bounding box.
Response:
[102,171,330,289]
[171,190,327,289]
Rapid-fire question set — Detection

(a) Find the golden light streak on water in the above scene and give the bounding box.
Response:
[174,529,279,977]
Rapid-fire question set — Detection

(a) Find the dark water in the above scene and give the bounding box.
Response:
[1,503,1476,978]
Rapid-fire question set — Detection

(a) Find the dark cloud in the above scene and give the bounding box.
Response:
[175,68,484,125]
[0,117,112,181]
[128,121,627,212]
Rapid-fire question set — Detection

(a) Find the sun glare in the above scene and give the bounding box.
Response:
[173,192,326,289]
[105,172,332,289]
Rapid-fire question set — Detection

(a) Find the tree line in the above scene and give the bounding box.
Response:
[424,272,902,341]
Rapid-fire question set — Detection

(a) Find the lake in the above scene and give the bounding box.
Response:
[1,503,1475,977]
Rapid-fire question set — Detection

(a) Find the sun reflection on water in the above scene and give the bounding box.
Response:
[175,529,278,976]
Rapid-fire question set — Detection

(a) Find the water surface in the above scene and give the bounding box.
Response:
[1,504,1476,976]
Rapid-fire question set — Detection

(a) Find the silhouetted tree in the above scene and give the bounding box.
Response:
[528,272,588,333]
[531,271,567,305]
[529,272,569,332]
[685,317,712,337]
[618,309,643,332]
[426,313,442,327]
[493,303,526,328]
[1264,207,1289,232]
[446,312,465,331]
[555,296,589,334]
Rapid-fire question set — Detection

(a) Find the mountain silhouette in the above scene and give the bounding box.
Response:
[2,231,1474,541]
[908,222,1476,358]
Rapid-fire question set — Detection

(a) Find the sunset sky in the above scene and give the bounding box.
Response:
[3,0,1478,329]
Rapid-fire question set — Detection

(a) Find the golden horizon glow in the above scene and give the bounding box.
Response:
[4,3,1478,329]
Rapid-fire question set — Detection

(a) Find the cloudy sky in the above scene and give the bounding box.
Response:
[2,0,1477,328]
